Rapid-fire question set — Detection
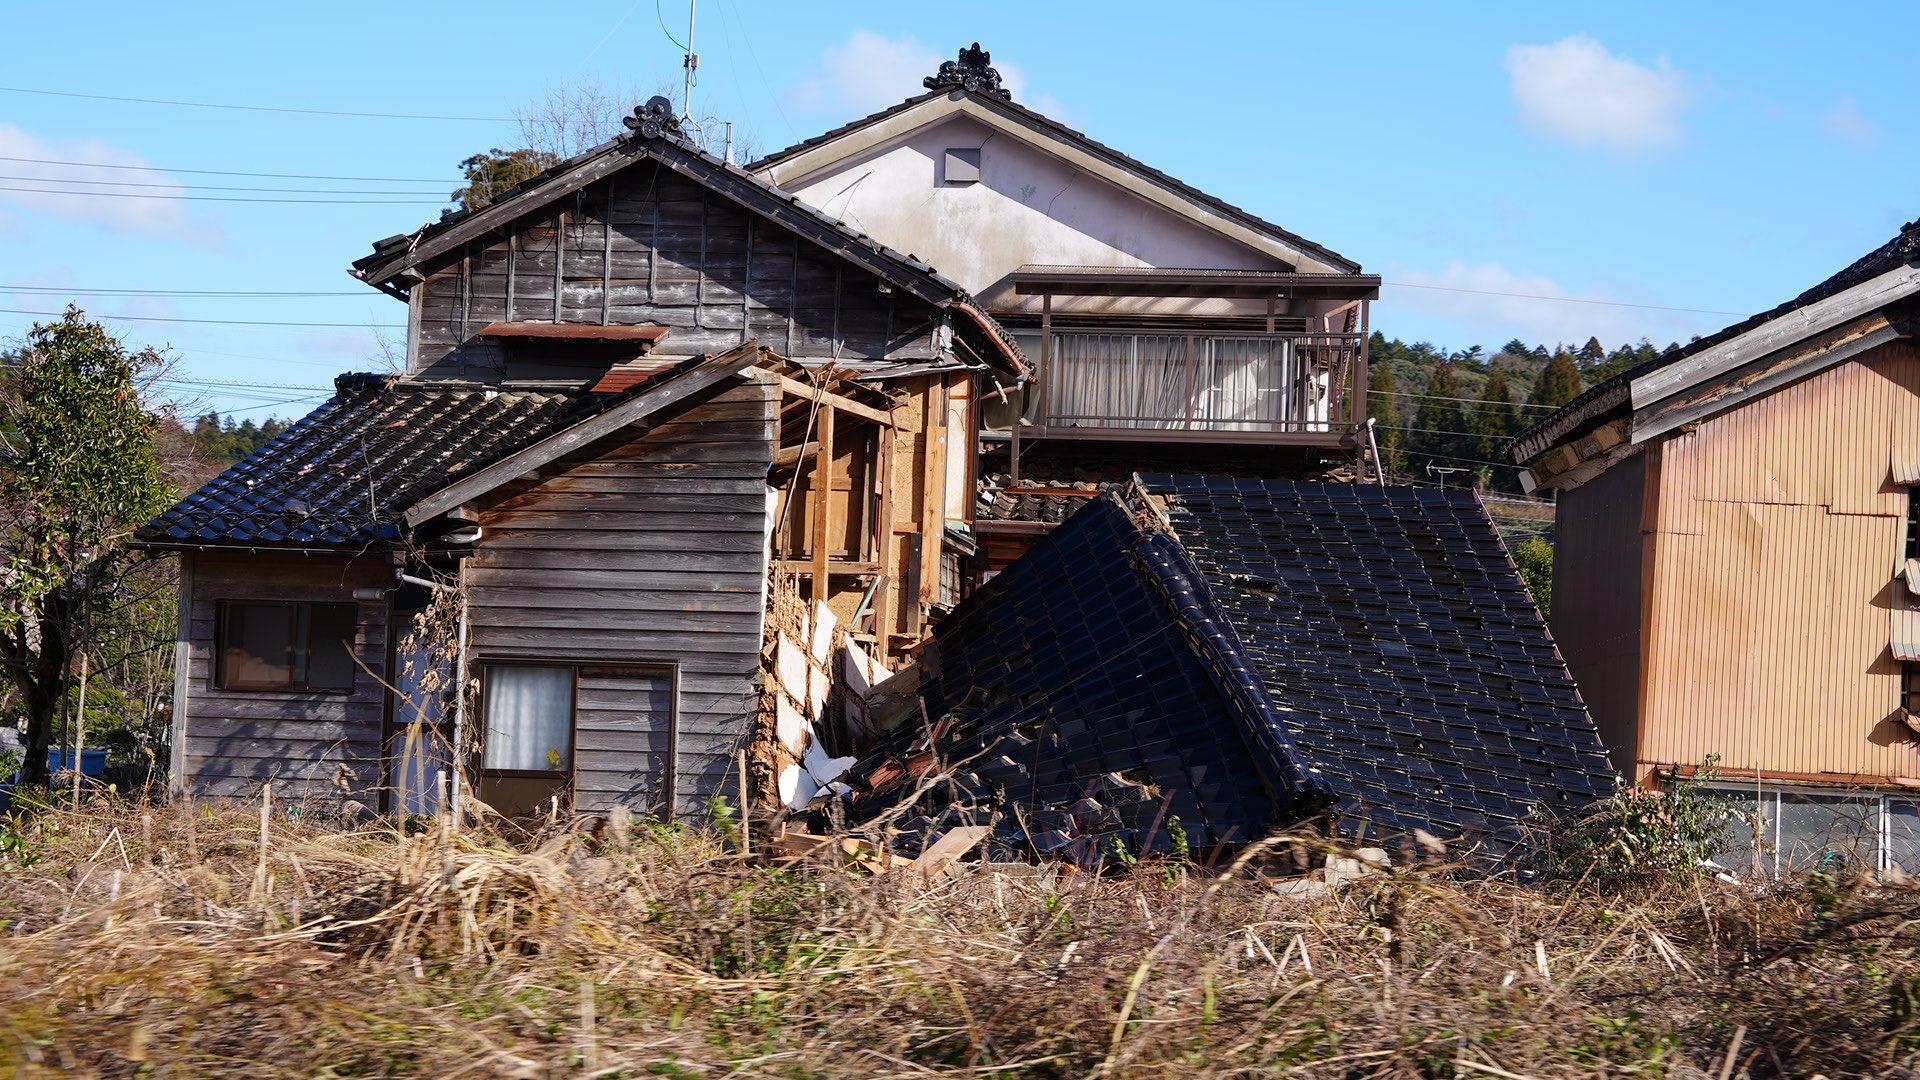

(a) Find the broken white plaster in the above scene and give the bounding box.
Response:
[809,601,838,666]
[775,694,808,756]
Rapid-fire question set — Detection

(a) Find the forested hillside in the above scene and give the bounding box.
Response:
[1367,332,1678,493]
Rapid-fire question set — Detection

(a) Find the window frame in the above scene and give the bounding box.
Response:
[214,599,359,693]
[476,661,580,780]
[471,659,682,816]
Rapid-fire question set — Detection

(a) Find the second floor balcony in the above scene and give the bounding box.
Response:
[1000,265,1380,450]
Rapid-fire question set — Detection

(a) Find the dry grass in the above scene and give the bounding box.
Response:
[0,796,1915,1077]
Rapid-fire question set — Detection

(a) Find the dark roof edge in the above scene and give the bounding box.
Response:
[749,88,1361,275]
[1513,218,1920,463]
[1116,482,1332,811]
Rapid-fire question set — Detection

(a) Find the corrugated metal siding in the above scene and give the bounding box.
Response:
[465,378,777,816]
[1639,341,1920,782]
[1551,453,1647,771]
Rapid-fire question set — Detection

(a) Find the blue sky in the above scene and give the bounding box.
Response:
[3,1,1915,417]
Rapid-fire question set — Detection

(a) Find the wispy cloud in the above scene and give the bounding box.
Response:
[0,125,222,243]
[1819,95,1881,148]
[787,31,943,117]
[1503,35,1688,155]
[1386,259,1712,349]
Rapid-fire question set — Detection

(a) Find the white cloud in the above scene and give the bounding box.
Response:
[0,125,221,243]
[1385,259,1708,349]
[1820,95,1881,147]
[1503,35,1688,154]
[788,31,943,117]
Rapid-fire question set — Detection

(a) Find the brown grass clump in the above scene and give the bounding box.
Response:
[0,796,1916,1077]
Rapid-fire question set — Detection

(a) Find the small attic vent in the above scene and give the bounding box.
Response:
[943,147,981,185]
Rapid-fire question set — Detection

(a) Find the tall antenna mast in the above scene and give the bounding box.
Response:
[680,0,698,130]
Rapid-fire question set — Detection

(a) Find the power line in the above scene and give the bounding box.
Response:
[1382,280,1746,318]
[0,155,456,184]
[5,285,364,298]
[0,307,403,329]
[0,184,442,205]
[0,85,509,122]
[0,173,446,196]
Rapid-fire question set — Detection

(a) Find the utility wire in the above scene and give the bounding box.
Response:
[0,173,448,196]
[4,285,364,298]
[0,307,402,329]
[0,155,456,184]
[0,84,509,122]
[0,184,442,205]
[1383,280,1746,318]
[1370,388,1562,412]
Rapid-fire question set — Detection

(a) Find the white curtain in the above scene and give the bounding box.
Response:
[1046,333,1292,431]
[484,665,573,772]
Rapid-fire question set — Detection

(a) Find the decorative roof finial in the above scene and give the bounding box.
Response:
[623,95,684,140]
[924,42,1010,100]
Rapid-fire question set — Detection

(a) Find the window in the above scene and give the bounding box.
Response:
[482,664,575,774]
[942,147,981,185]
[217,601,357,691]
[1907,488,1920,561]
[1905,663,1920,716]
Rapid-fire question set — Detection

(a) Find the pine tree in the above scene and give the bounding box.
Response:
[1577,336,1605,369]
[1368,360,1406,479]
[1530,350,1584,409]
[1470,365,1522,461]
[1414,361,1472,474]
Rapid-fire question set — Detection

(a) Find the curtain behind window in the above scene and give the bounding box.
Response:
[484,665,573,772]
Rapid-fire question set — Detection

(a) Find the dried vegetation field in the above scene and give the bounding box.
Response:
[0,795,1915,1077]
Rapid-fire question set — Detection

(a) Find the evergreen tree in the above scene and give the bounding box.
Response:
[1530,350,1584,409]
[1470,365,1522,461]
[1414,360,1473,473]
[1367,359,1406,479]
[1577,336,1605,369]
[1499,338,1532,359]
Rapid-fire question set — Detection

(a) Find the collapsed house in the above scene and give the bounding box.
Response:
[836,476,1615,855]
[137,43,1611,843]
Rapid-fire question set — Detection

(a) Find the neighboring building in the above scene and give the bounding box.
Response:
[842,476,1612,854]
[750,44,1380,572]
[1512,219,1920,876]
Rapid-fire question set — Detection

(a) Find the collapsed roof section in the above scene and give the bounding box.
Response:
[839,476,1613,856]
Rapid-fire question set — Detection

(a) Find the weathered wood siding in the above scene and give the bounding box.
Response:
[179,553,390,807]
[411,160,943,382]
[1635,341,1920,783]
[1551,452,1646,771]
[464,376,777,816]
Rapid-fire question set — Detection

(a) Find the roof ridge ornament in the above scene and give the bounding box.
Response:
[924,42,1011,100]
[623,95,684,140]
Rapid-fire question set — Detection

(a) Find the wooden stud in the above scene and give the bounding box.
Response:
[553,209,566,323]
[811,403,836,603]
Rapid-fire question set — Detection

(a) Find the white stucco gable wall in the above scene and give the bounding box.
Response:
[774,112,1291,312]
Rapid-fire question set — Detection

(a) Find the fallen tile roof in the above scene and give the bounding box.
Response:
[843,476,1612,858]
[138,355,718,550]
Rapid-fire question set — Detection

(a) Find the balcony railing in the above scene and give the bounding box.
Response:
[1024,329,1364,444]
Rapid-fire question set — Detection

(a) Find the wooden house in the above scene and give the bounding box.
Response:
[140,97,1022,817]
[1512,220,1920,875]
[747,44,1380,572]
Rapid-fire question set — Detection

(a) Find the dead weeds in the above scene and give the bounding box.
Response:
[0,796,1914,1077]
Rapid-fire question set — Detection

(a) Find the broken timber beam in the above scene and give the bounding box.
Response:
[776,374,895,427]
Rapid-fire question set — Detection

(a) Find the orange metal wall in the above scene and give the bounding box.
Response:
[1636,341,1920,782]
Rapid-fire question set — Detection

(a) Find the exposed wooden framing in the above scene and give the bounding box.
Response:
[810,404,836,601]
[774,374,895,426]
[771,441,820,470]
[776,558,880,576]
[919,378,948,611]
